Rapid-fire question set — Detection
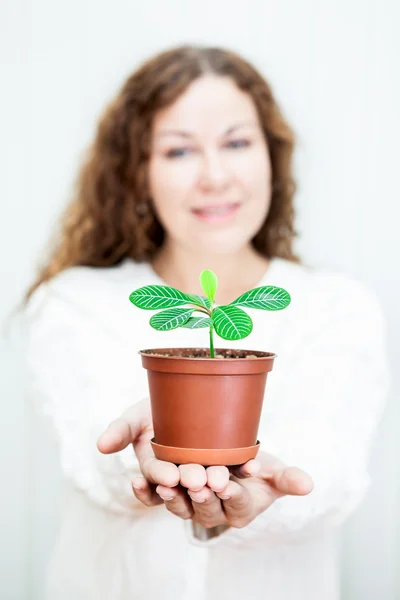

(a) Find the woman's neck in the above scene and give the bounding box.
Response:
[151,242,270,306]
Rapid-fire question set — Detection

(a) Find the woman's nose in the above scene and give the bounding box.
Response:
[198,150,231,192]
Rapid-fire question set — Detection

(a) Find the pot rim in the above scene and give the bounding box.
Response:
[139,347,277,361]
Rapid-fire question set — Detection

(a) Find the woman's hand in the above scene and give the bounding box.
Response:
[177,452,314,529]
[97,399,235,516]
[97,400,314,528]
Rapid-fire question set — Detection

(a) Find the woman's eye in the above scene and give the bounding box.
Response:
[225,139,251,149]
[165,147,192,159]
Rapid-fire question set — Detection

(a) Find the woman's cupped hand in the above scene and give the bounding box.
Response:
[97,399,313,530]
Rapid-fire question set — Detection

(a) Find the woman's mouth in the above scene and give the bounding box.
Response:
[191,202,241,222]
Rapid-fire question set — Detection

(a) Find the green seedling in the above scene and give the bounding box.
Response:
[129,269,291,358]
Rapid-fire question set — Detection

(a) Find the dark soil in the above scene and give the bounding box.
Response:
[140,348,274,359]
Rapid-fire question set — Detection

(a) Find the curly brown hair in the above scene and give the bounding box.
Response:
[26,45,299,300]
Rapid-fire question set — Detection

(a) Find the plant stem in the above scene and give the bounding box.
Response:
[209,326,215,358]
[191,306,210,316]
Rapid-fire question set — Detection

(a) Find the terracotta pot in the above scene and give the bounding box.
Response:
[139,348,276,466]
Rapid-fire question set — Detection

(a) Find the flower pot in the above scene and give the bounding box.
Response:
[139,348,276,466]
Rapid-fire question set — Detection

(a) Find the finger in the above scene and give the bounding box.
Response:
[97,417,137,454]
[269,466,314,496]
[132,477,163,507]
[218,480,253,526]
[206,466,230,492]
[179,464,207,491]
[139,456,180,489]
[189,487,227,528]
[230,458,262,479]
[97,402,149,454]
[157,485,194,520]
[156,484,179,501]
[133,429,180,488]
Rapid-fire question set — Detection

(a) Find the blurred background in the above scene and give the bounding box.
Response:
[1,0,399,598]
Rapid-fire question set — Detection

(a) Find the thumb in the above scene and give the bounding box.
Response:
[97,405,147,454]
[235,452,314,497]
[266,466,314,497]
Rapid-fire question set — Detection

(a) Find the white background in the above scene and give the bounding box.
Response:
[1,0,399,598]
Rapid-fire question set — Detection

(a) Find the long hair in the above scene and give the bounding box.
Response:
[26,45,299,300]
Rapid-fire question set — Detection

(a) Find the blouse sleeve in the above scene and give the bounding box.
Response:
[21,278,148,516]
[185,277,390,547]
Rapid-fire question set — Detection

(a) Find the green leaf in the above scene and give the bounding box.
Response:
[181,316,214,329]
[212,306,253,340]
[129,285,191,310]
[187,294,212,310]
[149,308,194,331]
[230,286,291,311]
[199,270,218,303]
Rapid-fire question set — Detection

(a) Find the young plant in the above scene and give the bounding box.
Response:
[129,270,291,358]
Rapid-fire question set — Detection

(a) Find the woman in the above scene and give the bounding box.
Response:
[23,46,389,599]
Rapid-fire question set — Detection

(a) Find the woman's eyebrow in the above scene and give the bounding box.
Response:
[155,121,258,139]
[155,130,193,139]
[224,121,258,135]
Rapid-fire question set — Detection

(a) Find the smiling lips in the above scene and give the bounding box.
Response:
[191,202,241,222]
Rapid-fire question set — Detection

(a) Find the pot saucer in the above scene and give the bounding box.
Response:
[150,438,260,466]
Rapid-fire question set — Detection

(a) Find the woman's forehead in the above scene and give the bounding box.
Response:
[152,75,259,137]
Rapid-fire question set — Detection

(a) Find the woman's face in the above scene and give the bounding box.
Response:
[148,75,272,256]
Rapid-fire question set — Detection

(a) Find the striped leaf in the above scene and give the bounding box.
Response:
[181,317,213,329]
[213,306,253,341]
[187,294,212,310]
[231,286,291,311]
[129,285,191,310]
[149,308,194,331]
[199,270,218,303]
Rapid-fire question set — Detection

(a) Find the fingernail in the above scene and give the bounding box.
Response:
[217,494,231,500]
[189,495,205,503]
[160,495,174,501]
[132,479,145,491]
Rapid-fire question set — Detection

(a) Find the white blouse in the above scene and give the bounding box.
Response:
[21,257,389,600]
